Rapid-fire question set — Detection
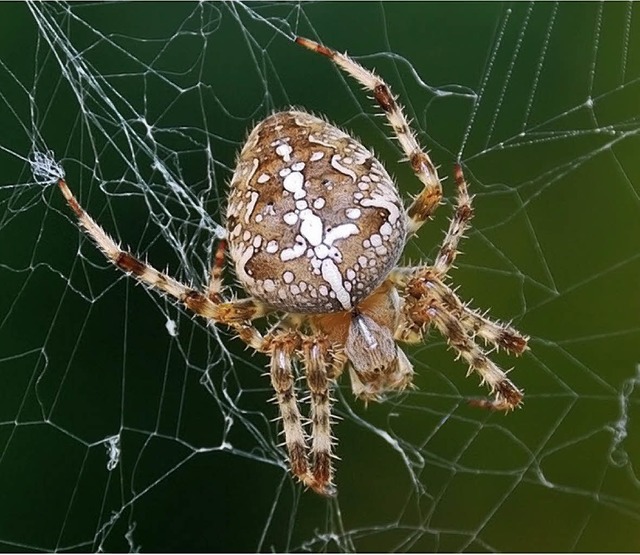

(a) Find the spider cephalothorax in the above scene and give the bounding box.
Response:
[57,36,528,497]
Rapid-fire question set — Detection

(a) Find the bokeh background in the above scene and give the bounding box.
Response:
[1,2,639,552]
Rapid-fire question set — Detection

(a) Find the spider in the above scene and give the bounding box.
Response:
[57,36,528,497]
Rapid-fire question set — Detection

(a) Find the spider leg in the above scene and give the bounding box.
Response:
[395,268,528,410]
[429,280,528,355]
[397,283,524,410]
[400,271,528,355]
[58,179,268,350]
[296,36,443,235]
[390,163,527,355]
[430,167,527,352]
[268,332,313,488]
[389,164,472,285]
[393,269,525,409]
[301,336,340,496]
[207,238,227,303]
[432,164,474,277]
[427,299,523,410]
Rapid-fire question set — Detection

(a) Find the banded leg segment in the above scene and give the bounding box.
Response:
[430,280,528,355]
[427,301,523,411]
[296,36,443,234]
[58,179,267,349]
[302,337,337,497]
[407,274,529,356]
[432,164,474,276]
[269,333,311,485]
[395,270,527,409]
[208,238,227,303]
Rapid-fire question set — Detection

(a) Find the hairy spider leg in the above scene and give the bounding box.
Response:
[388,166,527,409]
[57,178,268,350]
[301,336,340,496]
[207,238,227,303]
[428,166,528,354]
[268,332,313,488]
[428,299,524,410]
[432,164,474,276]
[426,278,529,356]
[296,36,443,235]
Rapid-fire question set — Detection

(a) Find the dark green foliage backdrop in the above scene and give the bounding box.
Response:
[0,2,639,552]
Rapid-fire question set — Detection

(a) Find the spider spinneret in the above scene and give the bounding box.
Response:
[56,36,529,497]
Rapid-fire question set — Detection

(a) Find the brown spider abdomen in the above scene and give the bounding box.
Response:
[226,110,407,313]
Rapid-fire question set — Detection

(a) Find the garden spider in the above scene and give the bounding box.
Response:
[57,37,528,497]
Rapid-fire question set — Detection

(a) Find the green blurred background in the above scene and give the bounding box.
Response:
[1,1,639,552]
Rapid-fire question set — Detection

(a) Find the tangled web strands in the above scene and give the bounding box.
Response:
[1,2,640,552]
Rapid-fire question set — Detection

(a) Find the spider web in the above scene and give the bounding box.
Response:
[1,1,639,551]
